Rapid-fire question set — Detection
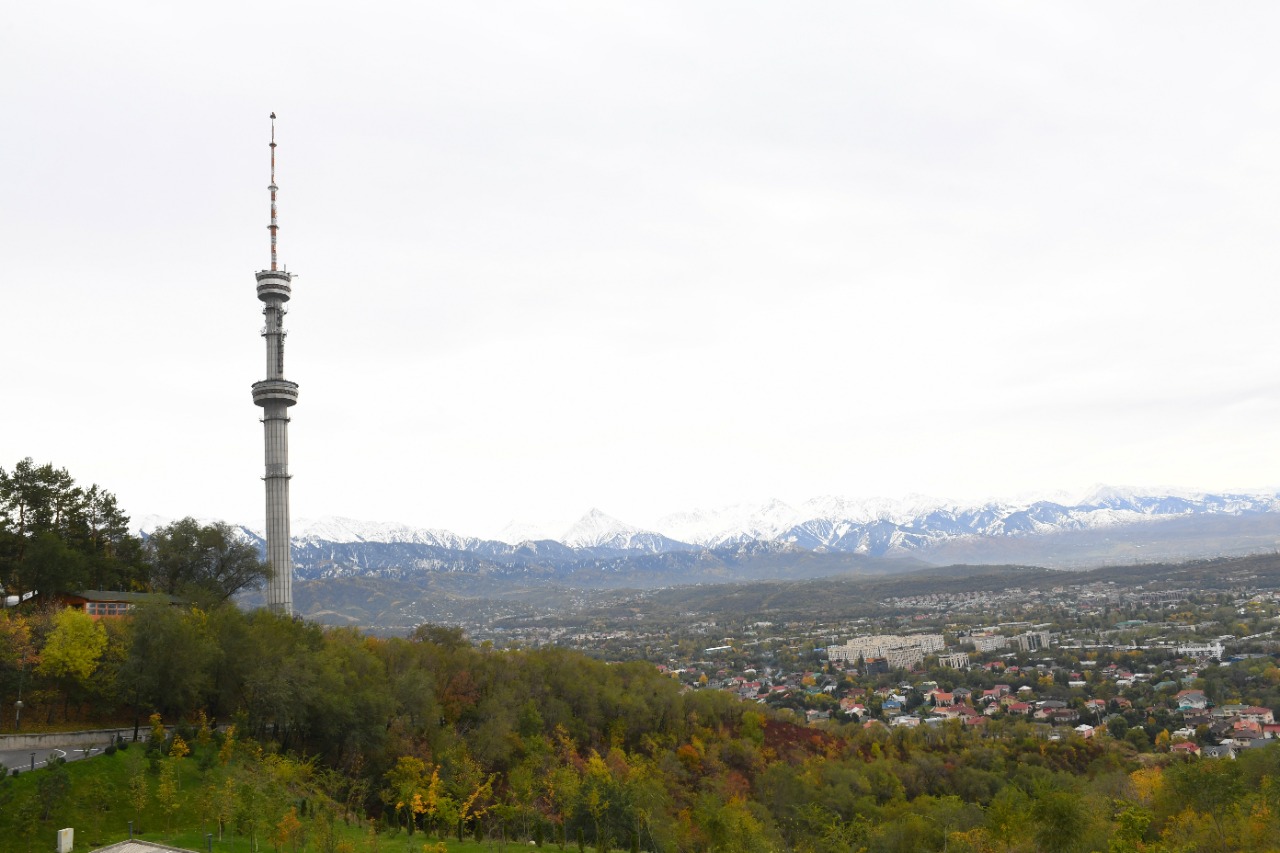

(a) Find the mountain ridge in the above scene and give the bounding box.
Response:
[137,487,1280,586]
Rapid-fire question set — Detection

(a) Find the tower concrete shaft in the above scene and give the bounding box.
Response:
[251,114,298,614]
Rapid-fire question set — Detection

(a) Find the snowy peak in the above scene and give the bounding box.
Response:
[654,499,801,547]
[491,520,562,546]
[559,508,696,554]
[290,517,479,551]
[561,508,636,548]
[799,493,954,525]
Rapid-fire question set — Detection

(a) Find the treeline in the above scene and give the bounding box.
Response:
[7,600,1280,850]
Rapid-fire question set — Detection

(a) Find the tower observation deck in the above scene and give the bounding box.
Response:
[252,113,298,614]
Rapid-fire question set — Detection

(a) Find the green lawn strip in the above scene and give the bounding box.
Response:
[0,750,602,853]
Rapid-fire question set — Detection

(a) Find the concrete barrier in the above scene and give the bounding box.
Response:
[0,728,143,751]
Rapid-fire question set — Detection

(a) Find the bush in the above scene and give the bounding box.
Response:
[175,721,197,745]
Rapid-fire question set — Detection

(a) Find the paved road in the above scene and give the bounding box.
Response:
[0,744,104,774]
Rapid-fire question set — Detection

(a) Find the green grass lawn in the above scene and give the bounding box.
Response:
[111,826,541,853]
[0,747,618,853]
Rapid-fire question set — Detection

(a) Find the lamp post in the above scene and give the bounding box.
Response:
[14,656,25,731]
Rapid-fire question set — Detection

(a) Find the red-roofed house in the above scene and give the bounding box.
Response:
[1176,690,1209,711]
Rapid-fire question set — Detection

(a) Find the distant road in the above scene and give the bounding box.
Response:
[0,744,103,774]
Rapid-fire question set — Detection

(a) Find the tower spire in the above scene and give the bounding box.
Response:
[269,112,279,272]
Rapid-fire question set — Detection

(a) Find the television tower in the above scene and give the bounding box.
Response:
[251,112,299,614]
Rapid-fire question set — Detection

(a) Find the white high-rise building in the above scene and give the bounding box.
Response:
[827,634,945,664]
[250,114,299,614]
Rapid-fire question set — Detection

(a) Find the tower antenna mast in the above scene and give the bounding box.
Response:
[269,112,278,272]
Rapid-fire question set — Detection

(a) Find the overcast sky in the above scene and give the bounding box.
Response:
[5,3,1280,538]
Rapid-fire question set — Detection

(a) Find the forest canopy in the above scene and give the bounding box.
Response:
[0,458,268,602]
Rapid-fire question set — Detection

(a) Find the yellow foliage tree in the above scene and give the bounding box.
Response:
[385,756,429,835]
[196,709,213,748]
[272,806,304,853]
[218,724,237,765]
[37,608,107,717]
[1129,766,1163,805]
[216,777,237,840]
[156,760,181,831]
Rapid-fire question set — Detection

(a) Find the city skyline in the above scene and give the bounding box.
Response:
[6,4,1280,539]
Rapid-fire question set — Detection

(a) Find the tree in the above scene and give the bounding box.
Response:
[0,611,36,713]
[37,607,107,720]
[1032,789,1088,853]
[1124,727,1150,753]
[127,751,150,822]
[272,806,304,853]
[36,761,71,821]
[145,517,270,603]
[156,759,181,832]
[1165,758,1246,848]
[384,756,428,834]
[120,604,218,724]
[0,458,142,595]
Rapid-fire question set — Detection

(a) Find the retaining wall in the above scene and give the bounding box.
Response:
[0,727,148,751]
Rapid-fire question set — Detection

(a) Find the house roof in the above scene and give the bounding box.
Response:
[66,590,184,605]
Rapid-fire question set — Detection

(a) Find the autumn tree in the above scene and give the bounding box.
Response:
[156,759,182,832]
[384,756,429,835]
[0,610,36,717]
[37,607,107,720]
[272,806,304,853]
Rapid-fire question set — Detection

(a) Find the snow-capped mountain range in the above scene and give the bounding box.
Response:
[137,486,1280,564]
